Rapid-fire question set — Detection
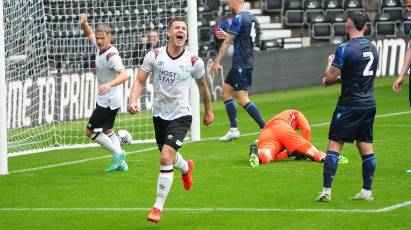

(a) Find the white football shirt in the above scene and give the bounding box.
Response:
[93,38,125,110]
[141,46,205,120]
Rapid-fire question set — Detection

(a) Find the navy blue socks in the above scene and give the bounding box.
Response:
[243,102,265,129]
[224,99,237,128]
[323,151,339,189]
[361,153,376,190]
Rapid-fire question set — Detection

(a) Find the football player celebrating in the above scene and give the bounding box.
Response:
[129,18,214,223]
[80,14,129,172]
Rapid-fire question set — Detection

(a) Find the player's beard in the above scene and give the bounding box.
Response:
[346,34,350,41]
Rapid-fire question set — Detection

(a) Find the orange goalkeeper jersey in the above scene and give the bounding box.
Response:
[263,109,311,142]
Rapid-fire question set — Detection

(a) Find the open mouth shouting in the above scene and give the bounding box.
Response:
[176,34,185,44]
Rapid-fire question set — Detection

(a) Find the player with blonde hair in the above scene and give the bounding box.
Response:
[80,14,129,172]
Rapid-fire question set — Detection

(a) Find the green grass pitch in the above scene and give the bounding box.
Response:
[1,77,410,229]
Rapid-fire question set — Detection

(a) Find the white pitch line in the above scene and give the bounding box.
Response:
[376,200,411,212]
[0,200,410,213]
[9,146,159,174]
[8,110,411,175]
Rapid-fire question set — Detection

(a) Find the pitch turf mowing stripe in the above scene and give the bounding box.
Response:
[0,200,410,213]
[8,110,411,175]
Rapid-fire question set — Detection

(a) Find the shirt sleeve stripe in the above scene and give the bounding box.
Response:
[331,63,343,69]
[140,65,151,73]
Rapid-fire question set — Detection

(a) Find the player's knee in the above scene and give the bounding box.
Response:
[105,129,114,136]
[236,97,249,107]
[85,129,93,138]
[159,145,177,165]
[221,91,232,101]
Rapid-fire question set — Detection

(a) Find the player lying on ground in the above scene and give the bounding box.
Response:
[249,109,347,167]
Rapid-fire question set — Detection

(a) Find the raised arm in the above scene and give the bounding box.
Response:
[195,75,214,126]
[128,68,150,114]
[80,14,95,42]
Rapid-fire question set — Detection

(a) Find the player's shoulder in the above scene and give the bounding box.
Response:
[183,49,203,66]
[240,11,253,17]
[337,41,350,49]
[147,46,166,59]
[106,46,121,61]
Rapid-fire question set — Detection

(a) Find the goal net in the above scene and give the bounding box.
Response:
[3,0,196,156]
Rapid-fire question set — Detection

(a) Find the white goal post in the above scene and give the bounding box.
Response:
[0,0,200,175]
[0,0,8,175]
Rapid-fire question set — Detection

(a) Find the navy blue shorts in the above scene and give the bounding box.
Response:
[225,68,253,91]
[328,106,376,143]
[153,115,192,151]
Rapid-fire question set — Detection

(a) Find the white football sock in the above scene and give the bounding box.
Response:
[91,133,122,155]
[323,187,331,194]
[108,131,121,150]
[173,152,188,174]
[361,189,372,196]
[153,165,174,211]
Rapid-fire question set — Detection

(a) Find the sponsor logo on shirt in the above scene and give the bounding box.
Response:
[158,69,185,85]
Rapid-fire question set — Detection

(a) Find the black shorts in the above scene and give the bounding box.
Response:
[86,104,119,133]
[328,106,376,143]
[153,115,192,151]
[225,67,253,91]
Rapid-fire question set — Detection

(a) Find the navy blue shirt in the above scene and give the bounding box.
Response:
[227,11,257,68]
[332,37,379,108]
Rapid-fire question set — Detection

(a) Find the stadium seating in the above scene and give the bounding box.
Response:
[38,0,411,61]
[306,9,325,25]
[375,12,397,36]
[381,0,402,8]
[304,0,323,10]
[285,10,305,26]
[402,21,411,36]
[284,0,305,26]
[333,22,347,37]
[382,7,404,22]
[402,11,411,36]
[344,0,364,9]
[345,0,365,16]
[264,0,283,12]
[312,23,332,39]
[325,9,346,21]
[324,0,343,9]
[365,22,374,36]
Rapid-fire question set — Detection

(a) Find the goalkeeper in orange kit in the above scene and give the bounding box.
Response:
[249,109,347,167]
